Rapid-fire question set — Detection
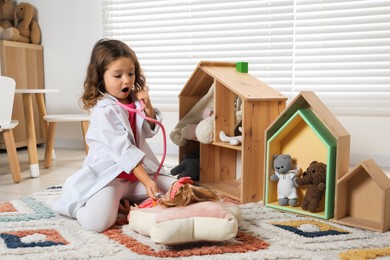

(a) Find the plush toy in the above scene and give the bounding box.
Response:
[170,153,200,181]
[0,0,15,26]
[270,154,300,206]
[219,127,242,146]
[194,109,215,144]
[181,107,214,144]
[0,0,16,37]
[0,2,41,44]
[170,83,215,146]
[295,161,327,213]
[192,101,242,144]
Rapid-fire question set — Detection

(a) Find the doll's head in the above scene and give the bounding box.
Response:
[159,177,220,208]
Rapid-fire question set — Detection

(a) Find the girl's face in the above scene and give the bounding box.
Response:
[103,57,135,104]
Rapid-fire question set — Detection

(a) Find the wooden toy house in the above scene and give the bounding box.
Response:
[178,61,287,203]
[333,159,390,232]
[264,91,350,219]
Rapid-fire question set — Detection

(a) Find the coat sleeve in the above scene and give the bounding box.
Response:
[140,107,163,139]
[89,105,145,174]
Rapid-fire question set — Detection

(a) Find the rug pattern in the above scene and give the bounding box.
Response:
[0,187,390,259]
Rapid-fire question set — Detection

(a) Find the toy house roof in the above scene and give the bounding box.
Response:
[179,61,287,102]
[266,91,351,180]
[266,91,349,140]
[268,108,337,148]
[338,159,390,190]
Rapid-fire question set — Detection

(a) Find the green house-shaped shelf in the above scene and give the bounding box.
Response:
[264,91,350,219]
[265,109,336,218]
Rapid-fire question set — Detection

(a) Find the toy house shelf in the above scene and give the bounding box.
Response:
[332,159,390,232]
[264,91,350,219]
[178,61,287,203]
[265,108,337,219]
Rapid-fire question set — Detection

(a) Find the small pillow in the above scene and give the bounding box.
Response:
[127,201,241,245]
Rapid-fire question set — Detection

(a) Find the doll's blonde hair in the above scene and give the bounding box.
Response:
[159,183,220,208]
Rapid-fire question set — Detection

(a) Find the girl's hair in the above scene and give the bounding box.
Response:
[159,184,220,208]
[81,38,146,110]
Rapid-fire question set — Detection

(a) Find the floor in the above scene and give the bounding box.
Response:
[0,146,178,203]
[0,146,86,203]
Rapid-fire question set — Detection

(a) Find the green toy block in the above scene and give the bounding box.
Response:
[236,62,248,73]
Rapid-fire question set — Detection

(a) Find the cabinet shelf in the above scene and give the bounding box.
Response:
[178,61,287,203]
[199,180,241,201]
[0,40,45,149]
[212,141,242,151]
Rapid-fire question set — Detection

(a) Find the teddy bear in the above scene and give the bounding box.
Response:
[181,107,215,144]
[0,0,16,35]
[295,161,327,213]
[0,2,41,44]
[270,154,300,206]
[170,83,244,147]
[0,0,15,26]
[170,83,215,146]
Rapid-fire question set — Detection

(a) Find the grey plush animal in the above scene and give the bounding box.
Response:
[270,154,300,206]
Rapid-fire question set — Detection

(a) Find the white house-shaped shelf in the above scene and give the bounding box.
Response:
[264,91,350,219]
[333,159,390,232]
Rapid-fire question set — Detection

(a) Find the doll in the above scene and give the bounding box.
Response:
[127,177,242,245]
[130,177,220,211]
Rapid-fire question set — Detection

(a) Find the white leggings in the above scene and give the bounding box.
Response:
[76,174,176,232]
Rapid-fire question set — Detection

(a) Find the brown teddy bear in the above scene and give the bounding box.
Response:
[295,161,327,213]
[0,0,16,31]
[0,2,41,44]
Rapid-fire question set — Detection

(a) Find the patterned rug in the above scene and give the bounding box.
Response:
[1,186,390,259]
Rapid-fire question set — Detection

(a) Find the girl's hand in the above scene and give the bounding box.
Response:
[135,87,156,127]
[145,179,159,200]
[135,87,153,110]
[133,163,159,200]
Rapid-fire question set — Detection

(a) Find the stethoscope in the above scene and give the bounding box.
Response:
[97,82,166,182]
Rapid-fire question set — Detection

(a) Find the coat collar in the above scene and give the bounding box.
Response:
[96,93,141,109]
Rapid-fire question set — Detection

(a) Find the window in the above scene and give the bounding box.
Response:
[102,0,390,116]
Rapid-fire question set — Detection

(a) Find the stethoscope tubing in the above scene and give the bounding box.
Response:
[97,86,166,181]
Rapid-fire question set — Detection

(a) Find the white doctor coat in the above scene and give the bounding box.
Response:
[52,96,164,218]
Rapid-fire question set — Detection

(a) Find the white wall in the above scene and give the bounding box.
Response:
[23,0,103,148]
[22,1,389,168]
[337,116,390,168]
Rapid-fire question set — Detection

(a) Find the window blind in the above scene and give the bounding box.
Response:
[102,0,390,116]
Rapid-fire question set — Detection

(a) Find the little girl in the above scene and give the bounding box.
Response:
[52,38,176,232]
